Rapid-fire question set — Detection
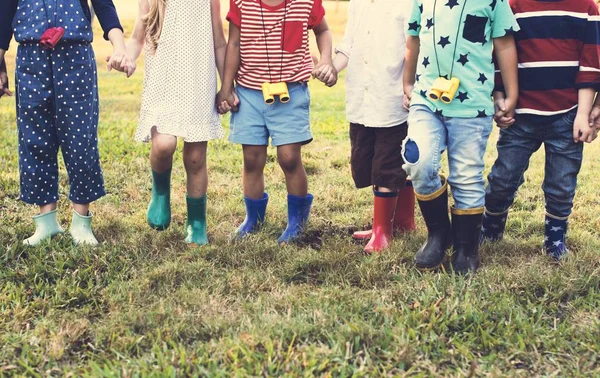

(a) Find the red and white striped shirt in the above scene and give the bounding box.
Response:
[227,0,325,90]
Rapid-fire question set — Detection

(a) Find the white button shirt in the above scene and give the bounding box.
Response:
[335,0,411,128]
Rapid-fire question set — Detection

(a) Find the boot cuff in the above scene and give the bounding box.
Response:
[452,206,484,215]
[414,175,447,201]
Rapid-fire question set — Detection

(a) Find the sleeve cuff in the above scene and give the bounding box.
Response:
[227,11,242,28]
[102,24,124,41]
[334,45,350,58]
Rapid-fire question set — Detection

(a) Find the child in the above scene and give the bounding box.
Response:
[0,0,127,246]
[216,0,335,244]
[331,0,415,254]
[112,0,227,245]
[482,0,600,261]
[403,0,519,273]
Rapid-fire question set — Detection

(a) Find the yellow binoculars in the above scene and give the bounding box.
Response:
[262,82,290,105]
[428,77,460,104]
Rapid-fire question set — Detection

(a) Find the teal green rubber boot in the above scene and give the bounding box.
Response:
[147,168,172,230]
[23,210,64,246]
[69,211,99,246]
[184,195,208,246]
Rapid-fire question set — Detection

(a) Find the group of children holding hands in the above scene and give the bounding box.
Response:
[1,0,599,274]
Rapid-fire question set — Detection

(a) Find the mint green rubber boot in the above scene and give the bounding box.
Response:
[147,168,172,230]
[184,195,208,245]
[69,211,98,246]
[23,210,64,246]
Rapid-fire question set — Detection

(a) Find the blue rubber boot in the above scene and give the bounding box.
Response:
[278,194,314,244]
[147,168,171,230]
[481,208,508,242]
[544,214,568,261]
[184,195,208,246]
[233,193,269,239]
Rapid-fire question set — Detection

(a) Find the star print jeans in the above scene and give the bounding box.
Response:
[16,42,105,206]
[485,109,582,218]
[402,105,493,209]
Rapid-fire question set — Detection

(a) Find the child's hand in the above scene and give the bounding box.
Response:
[403,87,412,110]
[106,48,136,78]
[216,88,239,114]
[589,104,600,133]
[0,59,12,98]
[311,56,337,87]
[574,113,596,143]
[493,93,515,128]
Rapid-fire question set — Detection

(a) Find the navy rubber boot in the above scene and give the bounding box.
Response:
[481,209,508,242]
[278,194,314,244]
[233,193,269,239]
[544,214,568,261]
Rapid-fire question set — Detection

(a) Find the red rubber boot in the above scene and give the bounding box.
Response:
[394,184,416,232]
[364,191,397,254]
[353,183,415,240]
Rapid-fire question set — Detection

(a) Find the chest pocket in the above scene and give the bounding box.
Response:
[462,14,489,45]
[281,21,305,53]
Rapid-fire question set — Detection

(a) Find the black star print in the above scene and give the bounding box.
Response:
[446,0,459,9]
[504,27,514,35]
[456,91,469,103]
[441,74,449,80]
[426,18,434,29]
[435,109,444,117]
[490,0,497,11]
[477,110,488,117]
[457,53,469,66]
[416,74,421,82]
[438,36,451,48]
[477,73,488,84]
[420,90,428,98]
[419,3,424,13]
[408,21,420,32]
[423,56,430,68]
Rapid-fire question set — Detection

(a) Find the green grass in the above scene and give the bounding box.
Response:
[1,1,600,376]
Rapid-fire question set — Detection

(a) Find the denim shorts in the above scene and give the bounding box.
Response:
[229,83,313,147]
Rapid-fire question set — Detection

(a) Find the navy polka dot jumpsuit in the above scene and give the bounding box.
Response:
[14,0,105,206]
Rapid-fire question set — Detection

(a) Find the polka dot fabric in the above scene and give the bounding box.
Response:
[136,0,224,143]
[14,0,105,206]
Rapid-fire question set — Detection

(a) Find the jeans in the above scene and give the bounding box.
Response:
[402,105,493,209]
[485,109,582,218]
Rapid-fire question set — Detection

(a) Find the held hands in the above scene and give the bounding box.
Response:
[216,88,240,115]
[0,59,12,99]
[493,92,516,128]
[573,112,596,143]
[403,85,413,110]
[311,56,337,87]
[105,47,136,78]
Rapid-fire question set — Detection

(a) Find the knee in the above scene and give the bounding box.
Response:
[278,154,301,174]
[243,152,266,173]
[401,137,435,181]
[184,152,206,173]
[152,137,177,161]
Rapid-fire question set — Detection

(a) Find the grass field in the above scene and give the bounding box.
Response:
[1,1,600,376]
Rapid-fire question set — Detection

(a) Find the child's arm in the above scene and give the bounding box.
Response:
[116,0,150,77]
[403,35,419,110]
[312,19,337,87]
[216,23,241,114]
[574,88,596,143]
[589,95,600,133]
[211,0,227,83]
[332,0,357,75]
[90,0,132,75]
[493,34,518,126]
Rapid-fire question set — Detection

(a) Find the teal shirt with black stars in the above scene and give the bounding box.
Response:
[407,0,519,118]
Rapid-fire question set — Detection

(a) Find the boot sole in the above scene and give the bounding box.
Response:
[416,254,453,272]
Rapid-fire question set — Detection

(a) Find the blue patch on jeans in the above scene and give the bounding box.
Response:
[403,139,420,164]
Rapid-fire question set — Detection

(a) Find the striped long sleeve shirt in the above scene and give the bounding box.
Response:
[495,0,600,116]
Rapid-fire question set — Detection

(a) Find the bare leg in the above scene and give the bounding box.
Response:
[183,142,208,198]
[242,145,268,200]
[150,127,177,173]
[277,143,307,197]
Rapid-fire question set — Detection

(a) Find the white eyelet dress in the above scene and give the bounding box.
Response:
[135,0,224,143]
